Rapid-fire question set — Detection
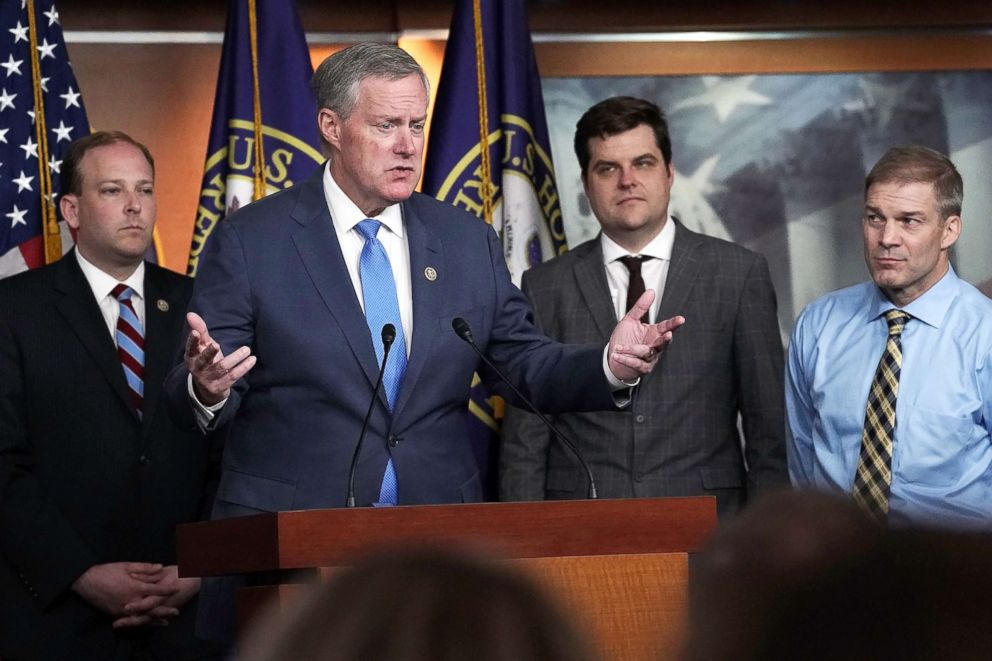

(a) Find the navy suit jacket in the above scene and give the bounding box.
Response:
[0,253,221,659]
[167,165,615,514]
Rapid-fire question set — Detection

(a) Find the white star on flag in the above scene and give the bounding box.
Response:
[43,6,59,26]
[673,75,773,123]
[12,170,34,193]
[9,21,28,44]
[6,205,28,228]
[36,39,57,60]
[0,88,16,111]
[52,120,72,142]
[48,155,61,174]
[0,128,8,143]
[1,54,23,78]
[59,86,80,108]
[19,136,38,160]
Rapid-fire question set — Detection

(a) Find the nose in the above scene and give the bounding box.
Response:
[618,165,636,189]
[394,127,416,156]
[878,219,901,247]
[124,189,141,214]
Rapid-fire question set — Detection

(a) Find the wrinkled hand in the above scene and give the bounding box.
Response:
[72,562,178,628]
[185,312,256,406]
[608,290,685,381]
[113,565,200,629]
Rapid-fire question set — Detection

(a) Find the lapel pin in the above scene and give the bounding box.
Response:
[157,299,169,312]
[424,267,438,282]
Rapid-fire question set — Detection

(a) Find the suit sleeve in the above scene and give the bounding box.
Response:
[0,307,98,608]
[734,254,789,496]
[785,309,816,486]
[480,226,615,414]
[165,219,254,429]
[498,271,554,501]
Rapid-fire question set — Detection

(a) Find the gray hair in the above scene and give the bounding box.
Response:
[311,43,428,120]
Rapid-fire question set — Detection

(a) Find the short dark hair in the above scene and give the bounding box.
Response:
[61,130,155,196]
[574,96,672,175]
[865,146,962,220]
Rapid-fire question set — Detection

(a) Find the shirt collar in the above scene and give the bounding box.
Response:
[74,248,145,302]
[600,216,676,264]
[867,264,959,329]
[323,161,405,239]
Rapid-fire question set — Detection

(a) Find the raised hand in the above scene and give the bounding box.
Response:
[185,312,256,406]
[608,289,685,381]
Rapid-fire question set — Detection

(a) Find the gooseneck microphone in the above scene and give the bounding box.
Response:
[346,323,396,507]
[451,317,598,499]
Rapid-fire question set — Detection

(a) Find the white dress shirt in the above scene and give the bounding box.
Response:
[322,162,413,356]
[601,217,676,323]
[75,249,146,341]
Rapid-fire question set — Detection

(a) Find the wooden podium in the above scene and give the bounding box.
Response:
[177,497,716,660]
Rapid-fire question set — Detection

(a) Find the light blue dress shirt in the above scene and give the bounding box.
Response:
[787,266,992,528]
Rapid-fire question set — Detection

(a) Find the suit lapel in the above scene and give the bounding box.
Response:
[290,168,382,393]
[141,267,182,433]
[392,197,443,418]
[571,237,617,340]
[656,219,703,323]
[53,252,137,418]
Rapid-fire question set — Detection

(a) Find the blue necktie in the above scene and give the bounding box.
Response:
[356,219,407,505]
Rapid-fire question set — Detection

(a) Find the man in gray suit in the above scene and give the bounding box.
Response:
[499,96,787,517]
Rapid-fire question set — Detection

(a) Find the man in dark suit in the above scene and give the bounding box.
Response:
[165,45,683,643]
[499,97,787,517]
[0,132,221,659]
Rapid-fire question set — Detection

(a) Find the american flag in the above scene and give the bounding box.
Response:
[544,70,992,335]
[0,0,88,279]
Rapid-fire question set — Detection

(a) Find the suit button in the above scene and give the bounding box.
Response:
[138,455,151,465]
[388,434,399,447]
[635,414,645,423]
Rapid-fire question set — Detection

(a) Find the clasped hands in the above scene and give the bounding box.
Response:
[607,290,685,382]
[72,562,199,629]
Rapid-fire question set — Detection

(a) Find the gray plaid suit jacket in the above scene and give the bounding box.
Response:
[498,220,788,517]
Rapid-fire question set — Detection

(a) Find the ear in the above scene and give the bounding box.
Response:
[60,193,80,230]
[317,108,342,151]
[940,214,961,250]
[665,159,675,187]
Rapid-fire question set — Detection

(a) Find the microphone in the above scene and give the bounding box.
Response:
[451,317,598,499]
[346,323,396,507]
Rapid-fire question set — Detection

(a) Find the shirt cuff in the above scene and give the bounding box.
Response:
[187,373,227,429]
[602,345,638,408]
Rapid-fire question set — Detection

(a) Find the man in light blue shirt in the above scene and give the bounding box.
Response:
[787,146,992,528]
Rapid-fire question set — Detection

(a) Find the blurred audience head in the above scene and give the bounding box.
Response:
[245,547,597,661]
[684,489,992,660]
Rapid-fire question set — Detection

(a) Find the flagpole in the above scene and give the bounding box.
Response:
[25,0,61,264]
[248,0,266,201]
[471,0,493,224]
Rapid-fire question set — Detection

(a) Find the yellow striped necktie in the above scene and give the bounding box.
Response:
[852,309,911,521]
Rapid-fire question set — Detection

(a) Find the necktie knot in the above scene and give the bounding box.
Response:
[111,284,133,302]
[884,309,911,337]
[618,255,652,275]
[356,219,382,242]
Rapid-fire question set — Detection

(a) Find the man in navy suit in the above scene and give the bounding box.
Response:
[0,132,221,659]
[165,44,682,641]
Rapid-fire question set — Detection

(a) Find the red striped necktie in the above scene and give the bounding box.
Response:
[111,284,145,417]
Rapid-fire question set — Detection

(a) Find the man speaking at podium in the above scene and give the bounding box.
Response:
[166,43,682,640]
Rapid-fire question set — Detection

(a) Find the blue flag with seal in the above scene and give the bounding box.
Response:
[0,0,89,278]
[188,0,322,276]
[422,0,566,496]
